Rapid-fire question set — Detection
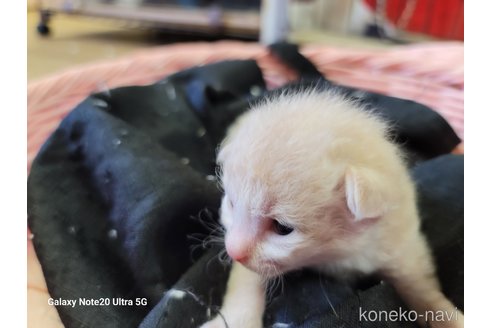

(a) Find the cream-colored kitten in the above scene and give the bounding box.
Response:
[200,90,463,328]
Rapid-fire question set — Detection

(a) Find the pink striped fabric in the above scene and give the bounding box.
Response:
[28,41,464,170]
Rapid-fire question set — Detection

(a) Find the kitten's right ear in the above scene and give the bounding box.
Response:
[344,166,391,221]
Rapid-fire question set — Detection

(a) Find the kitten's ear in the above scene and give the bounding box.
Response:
[344,167,390,221]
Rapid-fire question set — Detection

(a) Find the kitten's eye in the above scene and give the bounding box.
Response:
[272,219,294,236]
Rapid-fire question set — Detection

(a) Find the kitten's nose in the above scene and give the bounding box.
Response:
[227,247,250,263]
[225,240,250,264]
[233,254,249,264]
[225,225,254,264]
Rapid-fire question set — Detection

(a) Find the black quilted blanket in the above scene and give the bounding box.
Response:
[27,47,463,328]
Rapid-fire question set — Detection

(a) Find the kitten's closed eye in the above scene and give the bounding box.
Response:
[272,219,294,235]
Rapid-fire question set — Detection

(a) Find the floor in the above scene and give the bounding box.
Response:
[28,11,165,80]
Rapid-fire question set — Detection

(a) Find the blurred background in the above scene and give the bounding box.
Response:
[28,0,464,80]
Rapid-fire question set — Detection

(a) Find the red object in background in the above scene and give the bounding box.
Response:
[364,0,464,40]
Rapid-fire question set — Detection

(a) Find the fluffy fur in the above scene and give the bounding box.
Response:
[201,90,463,328]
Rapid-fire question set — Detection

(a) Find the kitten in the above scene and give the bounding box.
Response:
[200,90,463,328]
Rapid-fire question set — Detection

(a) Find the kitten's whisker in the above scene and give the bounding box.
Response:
[218,249,232,264]
[318,273,339,318]
[187,211,226,253]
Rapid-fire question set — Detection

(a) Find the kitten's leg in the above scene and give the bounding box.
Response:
[200,262,265,328]
[382,233,464,328]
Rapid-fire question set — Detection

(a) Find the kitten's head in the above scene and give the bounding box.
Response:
[216,91,403,278]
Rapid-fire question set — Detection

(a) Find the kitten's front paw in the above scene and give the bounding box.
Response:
[199,317,227,328]
[199,315,262,328]
[427,311,464,328]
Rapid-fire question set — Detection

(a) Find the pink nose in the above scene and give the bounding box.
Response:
[233,254,249,264]
[226,242,250,264]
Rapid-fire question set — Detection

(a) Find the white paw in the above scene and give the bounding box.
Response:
[199,315,262,328]
[199,316,227,328]
[426,310,464,328]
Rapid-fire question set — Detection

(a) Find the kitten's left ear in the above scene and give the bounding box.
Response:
[344,166,392,221]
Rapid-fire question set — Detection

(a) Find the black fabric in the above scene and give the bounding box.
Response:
[269,42,325,80]
[28,56,463,328]
[413,155,464,311]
